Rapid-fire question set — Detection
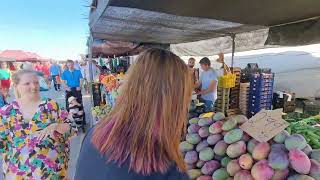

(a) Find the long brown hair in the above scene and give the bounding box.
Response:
[92,48,192,175]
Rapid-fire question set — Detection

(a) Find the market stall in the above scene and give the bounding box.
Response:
[87,0,320,179]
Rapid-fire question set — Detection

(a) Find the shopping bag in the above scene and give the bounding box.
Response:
[218,64,236,88]
[39,76,49,91]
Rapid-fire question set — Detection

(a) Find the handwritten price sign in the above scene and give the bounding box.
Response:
[240,109,289,142]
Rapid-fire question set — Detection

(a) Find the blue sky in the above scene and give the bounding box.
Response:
[0,0,89,60]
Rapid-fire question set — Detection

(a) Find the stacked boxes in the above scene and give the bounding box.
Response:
[248,73,275,118]
[229,67,241,109]
[215,88,230,114]
[239,83,250,115]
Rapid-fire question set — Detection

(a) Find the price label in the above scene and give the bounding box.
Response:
[240,109,289,142]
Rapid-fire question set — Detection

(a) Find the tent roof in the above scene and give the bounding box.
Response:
[0,50,46,62]
[89,0,320,44]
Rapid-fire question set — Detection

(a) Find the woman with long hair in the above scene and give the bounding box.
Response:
[0,70,76,179]
[75,48,192,179]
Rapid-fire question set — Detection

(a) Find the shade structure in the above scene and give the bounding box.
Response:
[0,57,15,62]
[91,39,169,57]
[89,0,320,45]
[0,50,46,62]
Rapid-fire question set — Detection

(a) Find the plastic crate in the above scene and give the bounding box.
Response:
[303,100,320,116]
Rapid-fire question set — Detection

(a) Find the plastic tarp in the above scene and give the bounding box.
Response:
[89,0,320,45]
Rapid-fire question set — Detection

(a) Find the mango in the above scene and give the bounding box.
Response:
[302,144,313,156]
[197,176,213,180]
[268,147,289,170]
[239,153,253,170]
[285,134,307,150]
[252,142,271,161]
[226,141,246,158]
[242,132,251,142]
[311,150,320,163]
[310,159,320,180]
[214,140,228,156]
[199,147,214,161]
[287,175,315,180]
[201,160,220,175]
[251,160,275,180]
[196,160,205,168]
[189,117,200,124]
[213,112,225,121]
[221,157,231,168]
[234,170,254,180]
[196,140,209,152]
[188,124,201,134]
[180,141,194,152]
[198,118,213,127]
[224,128,243,144]
[273,130,290,144]
[272,169,289,180]
[185,151,199,164]
[247,139,259,154]
[188,169,202,179]
[233,115,248,124]
[209,121,224,134]
[212,168,228,180]
[226,159,241,176]
[222,118,237,131]
[187,133,202,145]
[199,127,210,138]
[289,149,311,174]
[207,134,222,145]
[271,144,286,151]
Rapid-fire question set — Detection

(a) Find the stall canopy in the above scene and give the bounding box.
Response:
[0,50,47,62]
[89,0,320,50]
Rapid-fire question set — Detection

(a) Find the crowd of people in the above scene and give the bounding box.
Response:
[0,48,224,179]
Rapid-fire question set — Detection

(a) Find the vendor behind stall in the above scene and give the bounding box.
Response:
[196,57,218,112]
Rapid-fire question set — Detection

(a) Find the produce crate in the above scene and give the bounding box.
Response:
[215,88,230,114]
[239,83,250,115]
[248,72,275,117]
[303,100,320,116]
[226,108,242,117]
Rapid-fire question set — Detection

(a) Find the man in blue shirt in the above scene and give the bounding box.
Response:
[50,61,62,91]
[62,60,84,109]
[196,57,218,112]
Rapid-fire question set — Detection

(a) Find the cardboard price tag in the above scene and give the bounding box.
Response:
[240,109,289,142]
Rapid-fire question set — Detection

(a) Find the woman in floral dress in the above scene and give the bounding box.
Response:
[0,70,76,179]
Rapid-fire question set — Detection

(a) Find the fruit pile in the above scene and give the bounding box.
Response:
[91,104,112,119]
[180,112,320,180]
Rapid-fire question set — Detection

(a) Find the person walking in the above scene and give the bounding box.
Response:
[61,60,83,108]
[75,48,191,180]
[0,62,11,98]
[196,57,218,112]
[0,70,76,179]
[50,61,62,91]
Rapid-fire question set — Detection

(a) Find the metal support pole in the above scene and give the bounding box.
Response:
[231,34,236,71]
[88,36,94,128]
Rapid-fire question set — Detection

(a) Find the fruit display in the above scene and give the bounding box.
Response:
[181,112,320,180]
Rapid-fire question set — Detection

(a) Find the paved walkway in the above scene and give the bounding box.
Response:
[0,87,93,180]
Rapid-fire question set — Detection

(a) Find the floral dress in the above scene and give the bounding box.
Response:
[0,98,76,180]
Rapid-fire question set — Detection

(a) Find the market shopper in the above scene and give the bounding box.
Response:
[50,61,62,91]
[0,62,11,98]
[197,57,218,112]
[75,48,191,180]
[188,57,199,85]
[0,70,76,179]
[61,60,84,109]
